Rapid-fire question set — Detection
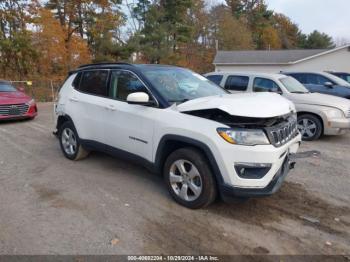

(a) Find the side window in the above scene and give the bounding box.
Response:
[306,74,334,85]
[253,77,280,92]
[206,75,223,85]
[78,70,109,96]
[225,75,249,91]
[109,70,150,101]
[72,72,82,88]
[290,74,307,84]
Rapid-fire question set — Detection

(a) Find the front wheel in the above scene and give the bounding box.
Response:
[164,148,217,209]
[58,121,89,160]
[297,114,323,141]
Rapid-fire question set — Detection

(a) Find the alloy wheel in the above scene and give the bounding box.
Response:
[61,128,77,156]
[169,159,202,202]
[297,118,317,139]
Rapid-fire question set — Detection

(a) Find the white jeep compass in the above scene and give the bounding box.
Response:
[54,63,301,209]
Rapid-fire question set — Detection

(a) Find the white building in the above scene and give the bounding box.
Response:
[213,44,350,73]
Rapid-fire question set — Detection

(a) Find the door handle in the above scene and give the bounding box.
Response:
[106,105,116,111]
[69,97,79,102]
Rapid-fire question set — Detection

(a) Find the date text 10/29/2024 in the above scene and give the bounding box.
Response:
[127,256,219,261]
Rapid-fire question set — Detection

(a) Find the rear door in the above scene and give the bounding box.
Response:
[68,69,110,143]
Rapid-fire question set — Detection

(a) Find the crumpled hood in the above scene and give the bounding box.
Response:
[0,91,31,104]
[177,93,294,118]
[288,92,350,113]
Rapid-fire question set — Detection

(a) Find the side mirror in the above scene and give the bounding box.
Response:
[324,82,334,88]
[126,92,153,105]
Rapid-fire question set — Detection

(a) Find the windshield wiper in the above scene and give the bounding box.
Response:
[290,91,309,94]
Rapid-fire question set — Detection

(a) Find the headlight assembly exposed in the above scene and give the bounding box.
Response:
[217,128,270,146]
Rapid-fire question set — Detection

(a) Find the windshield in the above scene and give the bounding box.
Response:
[280,77,309,93]
[334,73,350,83]
[325,73,350,87]
[142,67,228,103]
[0,82,17,92]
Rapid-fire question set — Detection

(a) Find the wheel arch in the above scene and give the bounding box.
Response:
[297,111,324,135]
[56,114,74,131]
[154,135,224,185]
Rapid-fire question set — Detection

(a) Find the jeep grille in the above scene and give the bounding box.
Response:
[264,116,298,147]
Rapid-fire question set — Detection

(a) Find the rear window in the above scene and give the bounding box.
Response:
[225,76,249,91]
[76,70,109,97]
[206,75,223,85]
[72,72,82,89]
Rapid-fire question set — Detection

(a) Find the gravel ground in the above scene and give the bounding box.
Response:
[0,103,349,255]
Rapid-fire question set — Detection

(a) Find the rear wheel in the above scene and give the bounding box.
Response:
[297,114,323,141]
[164,148,217,209]
[59,121,89,160]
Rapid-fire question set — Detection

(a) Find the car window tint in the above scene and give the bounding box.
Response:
[306,74,333,85]
[225,75,249,91]
[78,70,109,96]
[289,74,307,84]
[253,77,280,92]
[109,70,150,101]
[72,72,82,89]
[206,75,223,85]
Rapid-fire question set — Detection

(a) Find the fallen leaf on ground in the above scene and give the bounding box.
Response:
[111,238,119,245]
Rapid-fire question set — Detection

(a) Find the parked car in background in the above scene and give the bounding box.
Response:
[282,71,350,99]
[55,63,301,209]
[205,72,350,141]
[328,72,350,84]
[0,80,37,121]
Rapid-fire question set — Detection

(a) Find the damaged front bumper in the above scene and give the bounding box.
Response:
[219,150,319,201]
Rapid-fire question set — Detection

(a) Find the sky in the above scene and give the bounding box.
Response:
[209,0,350,43]
[265,0,350,42]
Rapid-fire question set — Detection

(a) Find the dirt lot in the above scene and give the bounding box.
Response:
[0,103,349,255]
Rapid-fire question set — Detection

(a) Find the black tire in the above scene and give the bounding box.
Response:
[58,121,89,160]
[297,114,323,141]
[164,147,217,209]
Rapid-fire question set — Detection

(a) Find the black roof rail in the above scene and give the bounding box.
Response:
[77,62,133,69]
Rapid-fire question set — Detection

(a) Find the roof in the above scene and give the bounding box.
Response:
[213,45,350,65]
[70,63,180,75]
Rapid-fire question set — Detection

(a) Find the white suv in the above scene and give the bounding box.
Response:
[54,63,301,209]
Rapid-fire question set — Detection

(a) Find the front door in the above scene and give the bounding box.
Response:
[103,70,157,161]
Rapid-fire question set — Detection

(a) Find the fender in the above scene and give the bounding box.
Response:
[56,114,74,129]
[154,134,224,185]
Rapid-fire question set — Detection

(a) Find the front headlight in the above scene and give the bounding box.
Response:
[323,108,344,118]
[217,128,270,146]
[26,99,35,105]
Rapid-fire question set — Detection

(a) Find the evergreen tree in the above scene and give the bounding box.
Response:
[303,30,335,49]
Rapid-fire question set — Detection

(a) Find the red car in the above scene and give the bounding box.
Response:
[0,80,37,121]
